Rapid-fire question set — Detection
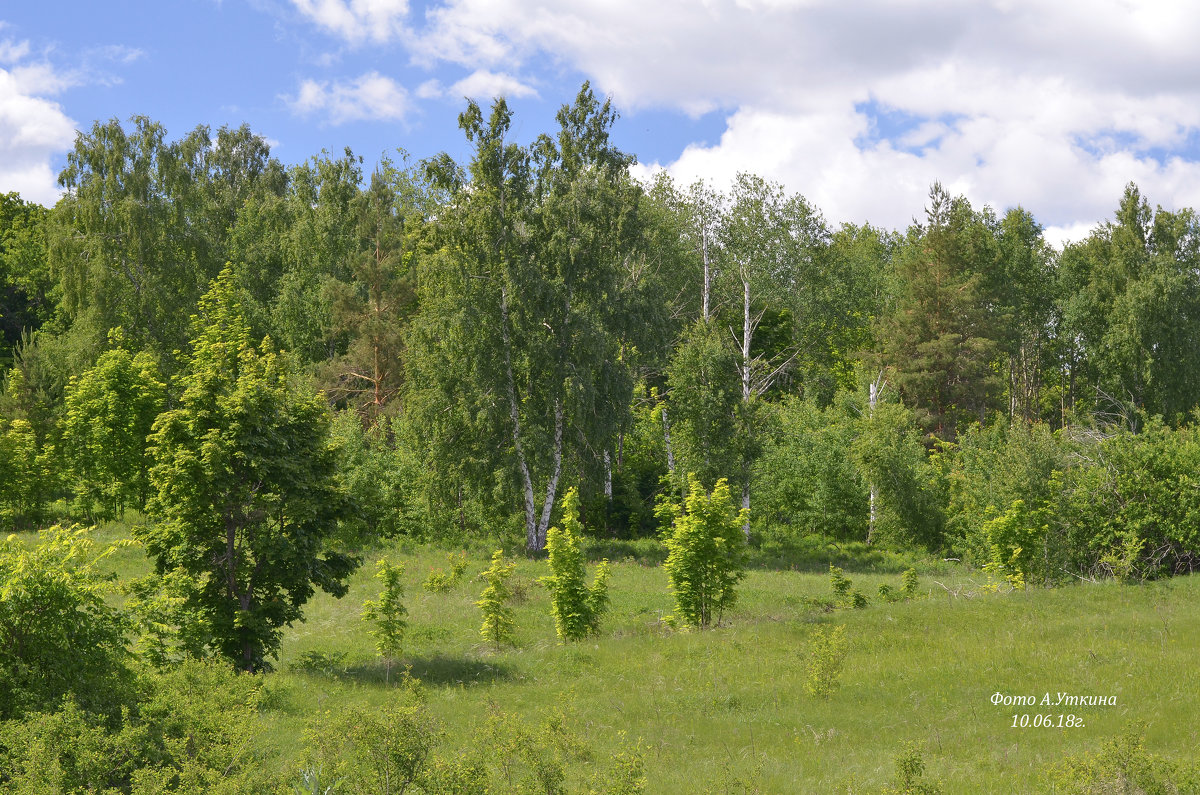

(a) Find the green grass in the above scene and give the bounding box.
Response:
[21,523,1200,792]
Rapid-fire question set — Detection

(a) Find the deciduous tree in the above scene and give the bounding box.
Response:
[141,268,356,671]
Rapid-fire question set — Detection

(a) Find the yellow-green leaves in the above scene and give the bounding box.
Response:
[662,475,747,629]
[542,487,610,642]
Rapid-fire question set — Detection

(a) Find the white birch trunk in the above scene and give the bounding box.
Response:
[867,373,882,545]
[500,284,540,551]
[534,400,565,550]
[662,404,676,477]
[701,226,712,322]
[741,274,752,539]
[603,449,612,503]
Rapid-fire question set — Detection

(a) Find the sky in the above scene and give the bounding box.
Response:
[4,0,1200,247]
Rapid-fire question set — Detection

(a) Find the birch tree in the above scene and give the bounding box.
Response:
[414,85,637,551]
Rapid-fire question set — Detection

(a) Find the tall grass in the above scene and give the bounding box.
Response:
[20,523,1200,792]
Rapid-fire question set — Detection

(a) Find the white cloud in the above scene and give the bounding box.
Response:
[448,69,536,101]
[0,38,79,206]
[390,0,1200,235]
[0,37,30,64]
[287,71,411,125]
[290,0,410,44]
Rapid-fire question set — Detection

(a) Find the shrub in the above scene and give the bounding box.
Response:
[1045,722,1200,793]
[423,551,470,593]
[0,526,133,721]
[829,564,869,609]
[362,559,407,680]
[881,742,942,795]
[303,679,439,795]
[804,624,848,698]
[543,488,612,641]
[661,475,747,628]
[477,550,517,650]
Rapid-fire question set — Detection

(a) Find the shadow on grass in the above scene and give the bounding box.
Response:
[292,651,514,689]
[584,532,947,575]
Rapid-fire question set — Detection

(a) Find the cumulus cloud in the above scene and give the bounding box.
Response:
[0,36,79,205]
[290,0,410,44]
[384,0,1200,238]
[287,71,412,125]
[447,69,537,101]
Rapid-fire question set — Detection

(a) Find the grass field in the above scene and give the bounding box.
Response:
[62,520,1200,792]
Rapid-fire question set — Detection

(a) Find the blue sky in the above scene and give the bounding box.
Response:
[5,1,1200,245]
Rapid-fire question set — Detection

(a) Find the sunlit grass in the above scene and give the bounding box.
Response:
[27,522,1200,792]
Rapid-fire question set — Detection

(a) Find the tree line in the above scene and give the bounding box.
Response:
[4,82,1200,580]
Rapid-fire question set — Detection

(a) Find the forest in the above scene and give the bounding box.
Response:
[3,84,1200,791]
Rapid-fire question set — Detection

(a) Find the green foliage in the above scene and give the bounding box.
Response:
[411,86,641,551]
[0,659,278,794]
[362,559,408,676]
[330,411,414,542]
[979,499,1047,589]
[878,184,1006,441]
[881,742,942,795]
[0,193,53,365]
[62,339,165,520]
[666,321,743,491]
[0,416,55,529]
[1046,722,1200,794]
[124,567,211,668]
[946,420,1063,571]
[850,398,945,548]
[901,568,920,598]
[804,624,848,699]
[662,475,747,628]
[422,551,469,593]
[543,488,612,641]
[829,564,869,609]
[477,550,517,650]
[753,396,865,540]
[1053,417,1200,579]
[303,681,440,795]
[140,268,357,671]
[0,526,132,721]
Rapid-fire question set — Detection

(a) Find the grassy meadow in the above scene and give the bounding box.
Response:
[66,519,1200,793]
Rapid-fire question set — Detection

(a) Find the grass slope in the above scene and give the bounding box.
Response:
[59,521,1200,792]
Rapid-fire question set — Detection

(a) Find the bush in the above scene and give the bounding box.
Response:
[362,559,407,680]
[661,475,747,628]
[804,624,848,698]
[1045,722,1200,793]
[303,680,440,795]
[0,659,280,793]
[477,550,517,650]
[543,488,611,641]
[0,526,132,721]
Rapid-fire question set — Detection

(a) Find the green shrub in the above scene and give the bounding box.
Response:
[362,559,408,681]
[829,564,869,609]
[477,550,517,650]
[423,551,471,593]
[881,742,942,794]
[804,624,848,698]
[0,526,133,721]
[661,475,747,629]
[303,680,439,795]
[1045,722,1200,793]
[0,659,281,794]
[543,488,612,641]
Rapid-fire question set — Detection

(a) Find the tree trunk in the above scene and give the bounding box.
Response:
[662,404,676,478]
[741,275,752,540]
[533,400,564,551]
[867,374,882,545]
[499,283,539,550]
[702,226,712,322]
